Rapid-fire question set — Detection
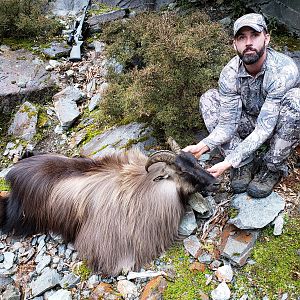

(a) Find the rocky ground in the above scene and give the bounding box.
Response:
[0,2,300,300]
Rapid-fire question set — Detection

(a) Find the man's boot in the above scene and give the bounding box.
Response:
[247,165,282,198]
[230,162,253,194]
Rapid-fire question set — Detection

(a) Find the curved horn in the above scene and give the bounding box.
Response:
[167,136,181,154]
[145,150,176,172]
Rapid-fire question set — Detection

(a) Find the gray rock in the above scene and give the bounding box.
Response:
[58,244,66,257]
[183,235,201,258]
[178,205,197,236]
[59,272,81,288]
[189,194,215,218]
[48,289,72,300]
[215,265,233,282]
[53,86,85,129]
[221,225,260,266]
[0,275,14,290]
[42,42,71,59]
[273,214,284,236]
[219,17,231,27]
[91,0,171,11]
[36,255,51,274]
[0,167,12,178]
[228,192,285,229]
[87,10,127,33]
[104,58,123,74]
[0,49,57,116]
[80,122,156,158]
[211,281,231,300]
[198,253,212,264]
[49,60,61,68]
[2,284,21,300]
[117,280,138,298]
[94,41,106,57]
[87,274,100,288]
[240,0,300,36]
[3,252,15,270]
[88,82,109,111]
[50,0,87,16]
[86,78,96,93]
[8,101,37,141]
[88,94,101,112]
[30,269,60,297]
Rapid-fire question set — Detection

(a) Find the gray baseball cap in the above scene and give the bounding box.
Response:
[233,13,267,37]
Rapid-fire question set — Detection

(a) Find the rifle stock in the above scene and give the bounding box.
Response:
[69,41,83,62]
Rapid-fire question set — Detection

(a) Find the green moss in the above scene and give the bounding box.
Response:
[228,207,239,219]
[121,136,149,150]
[0,178,10,191]
[89,3,120,15]
[73,261,92,281]
[91,144,109,156]
[233,216,300,299]
[37,111,49,128]
[162,245,215,299]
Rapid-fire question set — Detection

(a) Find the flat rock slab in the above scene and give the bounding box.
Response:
[228,192,285,229]
[80,122,156,158]
[87,10,126,33]
[0,48,57,114]
[42,42,71,59]
[219,224,259,266]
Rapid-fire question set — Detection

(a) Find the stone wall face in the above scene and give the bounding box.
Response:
[242,0,300,35]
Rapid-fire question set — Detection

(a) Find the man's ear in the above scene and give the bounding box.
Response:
[265,33,270,47]
[233,40,237,51]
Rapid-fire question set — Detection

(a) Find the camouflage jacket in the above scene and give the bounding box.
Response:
[202,47,299,168]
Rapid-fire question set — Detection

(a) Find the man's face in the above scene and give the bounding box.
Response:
[233,27,270,65]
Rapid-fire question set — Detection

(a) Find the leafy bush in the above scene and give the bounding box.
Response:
[99,11,233,145]
[0,0,61,39]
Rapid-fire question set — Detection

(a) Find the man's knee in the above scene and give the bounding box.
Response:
[282,88,300,114]
[199,88,220,114]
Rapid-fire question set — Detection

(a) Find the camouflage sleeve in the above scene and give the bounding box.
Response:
[202,64,242,151]
[224,65,299,168]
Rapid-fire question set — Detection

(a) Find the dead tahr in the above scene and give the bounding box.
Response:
[0,149,215,276]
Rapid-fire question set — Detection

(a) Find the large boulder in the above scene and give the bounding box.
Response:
[0,48,58,116]
[80,122,156,158]
[241,0,300,35]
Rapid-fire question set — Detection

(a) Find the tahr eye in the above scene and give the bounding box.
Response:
[153,174,169,182]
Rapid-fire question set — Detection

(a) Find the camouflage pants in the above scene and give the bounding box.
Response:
[200,88,300,174]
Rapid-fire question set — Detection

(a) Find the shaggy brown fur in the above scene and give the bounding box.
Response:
[1,149,215,275]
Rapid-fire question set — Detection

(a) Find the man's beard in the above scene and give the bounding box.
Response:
[237,43,266,65]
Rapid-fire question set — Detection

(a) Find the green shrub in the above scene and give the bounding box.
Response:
[0,0,61,39]
[99,11,233,145]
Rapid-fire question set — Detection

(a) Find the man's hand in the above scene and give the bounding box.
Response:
[207,161,232,178]
[182,141,209,159]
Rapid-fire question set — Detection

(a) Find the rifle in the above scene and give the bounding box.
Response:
[68,0,91,62]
